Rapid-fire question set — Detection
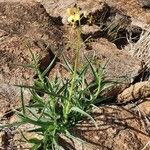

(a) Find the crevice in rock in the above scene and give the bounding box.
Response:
[81,3,143,49]
[1,128,17,150]
[32,46,60,97]
[132,65,150,84]
[3,110,15,120]
[49,16,64,26]
[33,43,60,79]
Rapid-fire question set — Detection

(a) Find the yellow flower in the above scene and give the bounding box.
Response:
[67,6,80,26]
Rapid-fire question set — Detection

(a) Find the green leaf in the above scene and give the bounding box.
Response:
[65,130,86,143]
[16,112,51,128]
[100,82,113,93]
[71,107,98,129]
[31,144,41,150]
[62,54,73,73]
[20,131,42,150]
[15,84,66,99]
[93,97,111,105]
[20,87,26,115]
[81,82,96,94]
[26,104,44,109]
[28,47,38,65]
[45,77,55,92]
[78,59,90,78]
[94,72,102,99]
[30,89,45,106]
[85,56,99,81]
[29,138,42,144]
[26,107,39,119]
[41,55,57,77]
[13,63,35,68]
[37,102,49,121]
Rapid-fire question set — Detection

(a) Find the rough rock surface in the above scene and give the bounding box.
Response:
[0,1,63,115]
[50,29,142,98]
[105,0,150,25]
[64,104,150,150]
[118,81,150,103]
[38,0,105,25]
[0,0,150,150]
[85,39,141,82]
[3,104,150,150]
[39,0,150,28]
[139,0,150,7]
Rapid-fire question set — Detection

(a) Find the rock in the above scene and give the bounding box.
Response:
[82,25,100,35]
[88,39,141,82]
[1,0,143,115]
[39,0,150,26]
[38,0,149,54]
[0,128,16,150]
[139,0,150,8]
[105,0,150,24]
[117,81,150,103]
[61,33,142,98]
[62,105,150,150]
[138,99,150,116]
[0,1,64,148]
[6,104,150,150]
[0,1,63,114]
[0,1,149,149]
[0,0,143,115]
[38,0,105,25]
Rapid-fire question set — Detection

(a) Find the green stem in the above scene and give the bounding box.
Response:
[64,27,82,122]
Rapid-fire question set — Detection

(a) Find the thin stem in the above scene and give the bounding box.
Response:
[64,26,82,122]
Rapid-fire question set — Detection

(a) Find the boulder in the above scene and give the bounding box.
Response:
[0,1,149,150]
[0,1,63,114]
[60,32,142,98]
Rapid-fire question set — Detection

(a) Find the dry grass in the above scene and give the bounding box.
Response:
[127,27,150,69]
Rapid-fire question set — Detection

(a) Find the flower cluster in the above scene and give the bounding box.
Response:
[67,6,80,26]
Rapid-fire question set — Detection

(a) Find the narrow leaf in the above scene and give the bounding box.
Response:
[85,56,99,81]
[71,107,98,129]
[31,144,41,150]
[65,130,86,143]
[62,54,73,73]
[15,85,66,99]
[20,87,26,115]
[13,63,35,68]
[42,55,57,77]
[29,138,42,144]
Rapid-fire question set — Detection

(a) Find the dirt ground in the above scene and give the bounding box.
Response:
[0,0,150,150]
